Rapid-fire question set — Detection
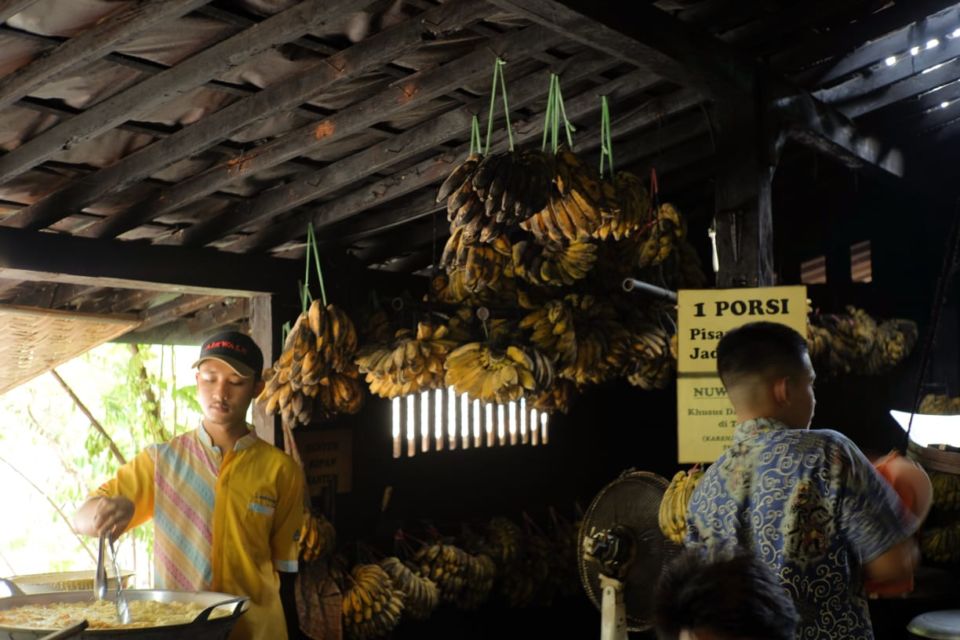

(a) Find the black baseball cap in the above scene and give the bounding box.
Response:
[192,331,264,379]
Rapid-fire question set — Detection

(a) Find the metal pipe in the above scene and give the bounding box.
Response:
[621,278,678,303]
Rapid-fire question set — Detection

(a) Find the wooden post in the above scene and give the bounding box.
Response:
[250,294,278,445]
[713,84,782,288]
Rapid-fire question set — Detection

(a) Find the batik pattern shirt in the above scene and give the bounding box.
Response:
[685,418,916,640]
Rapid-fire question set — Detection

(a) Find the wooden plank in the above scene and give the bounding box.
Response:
[115,297,250,345]
[0,227,301,296]
[91,48,611,240]
[175,24,568,247]
[76,289,162,315]
[485,0,688,88]
[858,76,960,124]
[814,3,960,85]
[815,35,960,105]
[0,0,39,23]
[771,0,959,77]
[0,0,211,113]
[17,95,326,173]
[0,0,367,187]
[137,294,224,332]
[838,58,960,119]
[2,0,488,233]
[498,0,903,176]
[231,67,658,252]
[776,90,904,174]
[89,28,584,242]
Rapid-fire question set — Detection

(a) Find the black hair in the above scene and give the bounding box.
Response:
[654,551,798,640]
[716,321,809,388]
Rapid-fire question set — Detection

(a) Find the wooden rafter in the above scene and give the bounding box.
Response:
[0,0,212,115]
[0,0,367,187]
[841,58,960,119]
[231,67,660,253]
[814,3,960,86]
[116,297,250,345]
[4,0,490,234]
[100,26,572,243]
[0,227,300,296]
[493,0,905,177]
[175,24,571,247]
[773,0,960,78]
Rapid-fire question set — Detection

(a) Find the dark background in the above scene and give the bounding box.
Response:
[297,150,960,639]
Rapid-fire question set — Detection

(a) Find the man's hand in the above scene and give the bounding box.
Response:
[73,496,134,539]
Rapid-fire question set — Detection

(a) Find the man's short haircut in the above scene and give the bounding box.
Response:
[654,551,798,640]
[716,321,809,387]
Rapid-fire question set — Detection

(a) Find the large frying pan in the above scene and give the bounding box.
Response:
[0,580,248,640]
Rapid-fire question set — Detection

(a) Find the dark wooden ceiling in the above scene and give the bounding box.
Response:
[0,0,958,341]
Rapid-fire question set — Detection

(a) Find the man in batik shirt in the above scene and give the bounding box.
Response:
[685,322,918,640]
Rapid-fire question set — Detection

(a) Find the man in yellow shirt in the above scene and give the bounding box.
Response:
[74,331,305,640]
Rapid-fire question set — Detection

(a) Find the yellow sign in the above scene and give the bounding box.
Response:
[676,286,807,462]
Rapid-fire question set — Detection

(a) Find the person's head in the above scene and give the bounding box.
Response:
[655,551,798,640]
[192,331,265,428]
[716,321,816,428]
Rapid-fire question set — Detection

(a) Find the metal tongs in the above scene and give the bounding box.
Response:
[94,533,132,624]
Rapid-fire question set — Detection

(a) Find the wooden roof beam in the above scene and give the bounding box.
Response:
[2,0,489,234]
[773,0,960,78]
[173,25,572,247]
[115,297,250,345]
[231,67,663,253]
[491,0,905,177]
[814,3,960,86]
[0,0,212,116]
[325,98,708,247]
[0,227,300,296]
[102,24,575,243]
[0,0,367,188]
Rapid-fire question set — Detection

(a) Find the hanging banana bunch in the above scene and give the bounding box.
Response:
[636,202,685,268]
[413,544,474,605]
[485,517,523,566]
[455,553,497,610]
[444,341,538,403]
[809,307,917,375]
[299,512,337,563]
[920,394,960,415]
[439,149,553,245]
[623,323,675,391]
[257,300,361,427]
[355,322,458,399]
[439,228,514,294]
[520,299,577,369]
[592,171,652,242]
[920,522,960,563]
[531,379,577,415]
[341,564,405,640]
[314,364,365,419]
[658,468,704,544]
[521,147,615,244]
[512,239,598,287]
[379,557,439,621]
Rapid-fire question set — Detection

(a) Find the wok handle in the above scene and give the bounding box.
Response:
[0,577,24,597]
[39,619,89,640]
[191,596,248,623]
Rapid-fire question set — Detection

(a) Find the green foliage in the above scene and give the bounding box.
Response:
[0,343,201,581]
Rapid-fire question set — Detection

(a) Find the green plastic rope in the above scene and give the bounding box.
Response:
[541,73,556,152]
[470,114,482,156]
[484,58,514,154]
[299,222,328,315]
[599,96,614,178]
[541,74,576,154]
